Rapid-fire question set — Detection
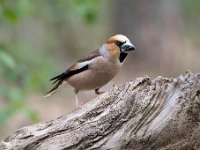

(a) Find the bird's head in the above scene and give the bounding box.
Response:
[101,34,135,62]
[106,34,135,53]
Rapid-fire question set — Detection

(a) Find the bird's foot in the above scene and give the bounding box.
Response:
[95,89,105,95]
[76,99,84,108]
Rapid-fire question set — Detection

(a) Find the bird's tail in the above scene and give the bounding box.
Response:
[44,73,65,97]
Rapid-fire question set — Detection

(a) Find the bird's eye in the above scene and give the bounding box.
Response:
[115,41,126,47]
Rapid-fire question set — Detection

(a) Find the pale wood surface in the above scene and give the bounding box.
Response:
[1,71,200,150]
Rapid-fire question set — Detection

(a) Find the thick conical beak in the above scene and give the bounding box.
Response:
[121,41,135,52]
[124,45,135,51]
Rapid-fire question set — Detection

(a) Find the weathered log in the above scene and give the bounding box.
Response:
[1,71,200,150]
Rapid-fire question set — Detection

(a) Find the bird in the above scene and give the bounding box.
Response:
[44,34,135,107]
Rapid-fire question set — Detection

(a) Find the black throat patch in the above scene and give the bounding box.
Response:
[119,52,128,62]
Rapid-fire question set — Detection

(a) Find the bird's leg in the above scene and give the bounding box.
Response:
[95,88,104,95]
[74,89,80,107]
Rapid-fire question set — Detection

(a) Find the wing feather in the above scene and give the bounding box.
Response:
[45,49,101,97]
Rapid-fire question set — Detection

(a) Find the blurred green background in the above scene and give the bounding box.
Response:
[0,0,199,139]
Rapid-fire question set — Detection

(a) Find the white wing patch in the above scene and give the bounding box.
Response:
[77,60,93,69]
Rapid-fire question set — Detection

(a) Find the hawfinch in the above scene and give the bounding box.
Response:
[45,34,135,107]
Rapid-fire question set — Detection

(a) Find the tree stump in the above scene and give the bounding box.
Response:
[1,71,200,150]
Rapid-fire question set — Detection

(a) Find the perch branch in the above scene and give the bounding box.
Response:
[1,71,200,150]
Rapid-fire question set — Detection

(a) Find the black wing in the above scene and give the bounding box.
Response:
[50,64,89,85]
[44,64,89,97]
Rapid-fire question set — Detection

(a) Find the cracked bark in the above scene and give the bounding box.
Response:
[1,71,200,150]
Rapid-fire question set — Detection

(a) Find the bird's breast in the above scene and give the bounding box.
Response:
[67,56,122,91]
